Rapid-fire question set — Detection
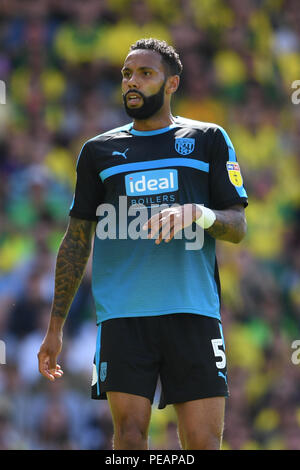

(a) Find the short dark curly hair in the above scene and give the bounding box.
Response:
[130,38,183,77]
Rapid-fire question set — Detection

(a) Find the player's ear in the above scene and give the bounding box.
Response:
[165,75,180,95]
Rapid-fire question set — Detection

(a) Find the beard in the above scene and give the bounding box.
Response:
[122,80,166,120]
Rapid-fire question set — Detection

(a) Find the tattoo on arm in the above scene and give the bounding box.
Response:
[206,205,247,243]
[51,218,96,320]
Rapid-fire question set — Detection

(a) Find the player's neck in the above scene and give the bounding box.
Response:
[132,110,175,132]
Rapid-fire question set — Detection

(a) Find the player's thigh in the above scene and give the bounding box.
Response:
[92,317,160,404]
[174,396,225,449]
[158,315,228,409]
[107,391,152,435]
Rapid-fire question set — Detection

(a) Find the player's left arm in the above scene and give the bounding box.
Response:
[143,203,247,245]
[198,203,247,243]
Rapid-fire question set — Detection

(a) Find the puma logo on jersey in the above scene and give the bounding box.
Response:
[112,148,129,159]
[218,371,227,384]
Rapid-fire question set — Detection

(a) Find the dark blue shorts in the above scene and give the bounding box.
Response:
[91,314,229,409]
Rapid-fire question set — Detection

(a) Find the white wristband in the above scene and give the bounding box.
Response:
[195,205,216,229]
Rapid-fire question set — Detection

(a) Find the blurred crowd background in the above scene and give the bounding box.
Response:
[0,0,300,450]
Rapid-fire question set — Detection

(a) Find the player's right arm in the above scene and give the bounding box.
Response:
[38,216,96,381]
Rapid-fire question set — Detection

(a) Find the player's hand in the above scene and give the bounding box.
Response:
[142,204,201,244]
[37,332,64,382]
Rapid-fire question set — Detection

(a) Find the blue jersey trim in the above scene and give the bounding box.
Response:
[99,158,210,182]
[217,126,248,199]
[217,126,236,162]
[69,196,75,211]
[130,124,177,136]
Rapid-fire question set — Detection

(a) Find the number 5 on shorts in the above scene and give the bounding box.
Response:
[211,339,226,369]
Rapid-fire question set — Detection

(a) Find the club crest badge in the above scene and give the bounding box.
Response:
[100,362,107,382]
[175,138,195,155]
[226,161,243,187]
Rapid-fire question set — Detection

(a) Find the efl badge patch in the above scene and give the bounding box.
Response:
[175,138,195,155]
[100,362,107,382]
[226,161,243,187]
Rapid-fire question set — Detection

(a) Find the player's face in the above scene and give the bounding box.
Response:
[121,50,167,119]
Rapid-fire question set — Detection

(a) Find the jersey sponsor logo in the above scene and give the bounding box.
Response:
[100,361,107,382]
[175,137,195,155]
[112,148,129,159]
[226,161,243,187]
[125,169,178,196]
[129,194,176,207]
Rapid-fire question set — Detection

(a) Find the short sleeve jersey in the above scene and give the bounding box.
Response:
[70,116,248,324]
